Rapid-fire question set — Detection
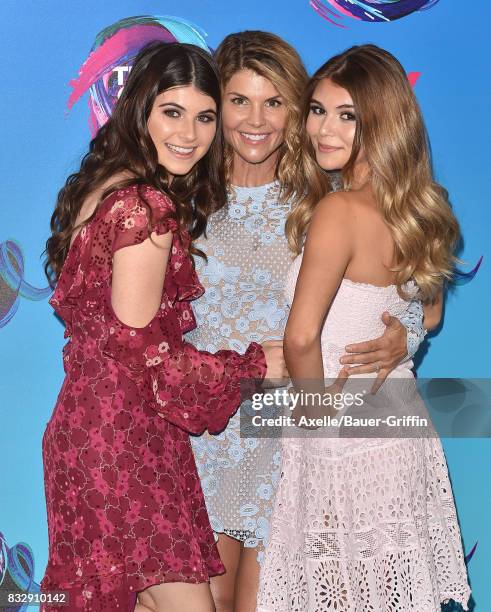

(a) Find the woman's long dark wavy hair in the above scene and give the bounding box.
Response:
[45,42,226,286]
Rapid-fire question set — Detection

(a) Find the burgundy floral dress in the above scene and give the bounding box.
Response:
[40,184,266,611]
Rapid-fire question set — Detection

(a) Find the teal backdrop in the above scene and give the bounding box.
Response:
[0,1,489,609]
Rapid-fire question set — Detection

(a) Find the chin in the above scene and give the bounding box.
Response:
[169,165,194,176]
[318,163,338,172]
[243,153,271,164]
[316,154,346,172]
[237,147,277,166]
[161,159,196,177]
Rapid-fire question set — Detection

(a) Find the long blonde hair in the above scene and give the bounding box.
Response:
[286,44,460,303]
[214,31,327,205]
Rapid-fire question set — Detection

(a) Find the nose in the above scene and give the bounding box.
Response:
[247,102,266,128]
[319,114,335,137]
[179,116,197,142]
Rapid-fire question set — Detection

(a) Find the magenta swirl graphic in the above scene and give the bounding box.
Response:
[311,0,441,27]
[67,15,210,135]
[0,241,51,329]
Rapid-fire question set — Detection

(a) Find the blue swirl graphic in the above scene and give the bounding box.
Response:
[0,532,41,612]
[454,256,483,285]
[0,240,51,329]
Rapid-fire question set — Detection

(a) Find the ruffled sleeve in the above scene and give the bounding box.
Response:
[49,184,196,332]
[101,185,267,435]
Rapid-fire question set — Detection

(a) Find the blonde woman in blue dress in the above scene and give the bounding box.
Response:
[188,33,427,612]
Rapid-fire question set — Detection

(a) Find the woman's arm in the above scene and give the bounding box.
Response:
[112,230,172,327]
[284,193,352,390]
[423,290,443,331]
[101,191,280,435]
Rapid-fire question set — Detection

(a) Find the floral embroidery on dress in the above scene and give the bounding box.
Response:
[189,181,292,561]
[41,184,266,610]
[256,255,471,612]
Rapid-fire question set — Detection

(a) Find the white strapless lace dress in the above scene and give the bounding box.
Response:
[257,255,471,611]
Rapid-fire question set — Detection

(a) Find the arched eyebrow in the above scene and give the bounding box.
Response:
[226,92,283,102]
[158,102,217,115]
[310,98,354,110]
[226,91,249,98]
[159,102,186,110]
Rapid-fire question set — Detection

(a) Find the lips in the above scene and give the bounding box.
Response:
[318,143,342,153]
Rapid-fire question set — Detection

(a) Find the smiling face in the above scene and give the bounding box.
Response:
[306,78,359,172]
[147,84,217,177]
[222,69,287,168]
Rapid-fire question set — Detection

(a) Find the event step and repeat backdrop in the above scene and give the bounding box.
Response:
[1,1,489,609]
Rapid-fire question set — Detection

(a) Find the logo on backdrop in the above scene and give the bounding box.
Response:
[67,15,211,135]
[311,0,441,28]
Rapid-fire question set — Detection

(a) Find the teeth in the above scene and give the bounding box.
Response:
[166,144,194,154]
[241,133,268,141]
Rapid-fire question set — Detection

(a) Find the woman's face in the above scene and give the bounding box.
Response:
[222,69,287,166]
[147,84,217,176]
[306,78,357,171]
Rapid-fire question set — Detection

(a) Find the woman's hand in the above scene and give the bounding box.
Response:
[261,340,289,388]
[339,311,407,393]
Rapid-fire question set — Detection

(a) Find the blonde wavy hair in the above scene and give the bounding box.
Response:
[214,31,325,205]
[286,44,460,303]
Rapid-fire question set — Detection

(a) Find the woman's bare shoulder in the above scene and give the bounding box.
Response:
[310,190,356,228]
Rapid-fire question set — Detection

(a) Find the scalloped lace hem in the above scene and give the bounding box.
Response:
[257,544,471,612]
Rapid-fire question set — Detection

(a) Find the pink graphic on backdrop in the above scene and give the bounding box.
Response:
[67,25,174,110]
[68,15,210,135]
[407,71,421,87]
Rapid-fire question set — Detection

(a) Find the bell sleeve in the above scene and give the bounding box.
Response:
[100,185,267,435]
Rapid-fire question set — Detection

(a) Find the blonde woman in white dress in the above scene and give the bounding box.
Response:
[258,44,471,611]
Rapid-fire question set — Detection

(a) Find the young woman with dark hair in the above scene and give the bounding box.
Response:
[41,41,285,612]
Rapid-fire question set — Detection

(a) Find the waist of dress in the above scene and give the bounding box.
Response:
[186,330,285,352]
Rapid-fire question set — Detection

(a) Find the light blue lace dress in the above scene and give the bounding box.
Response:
[188,181,289,562]
[188,181,424,562]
